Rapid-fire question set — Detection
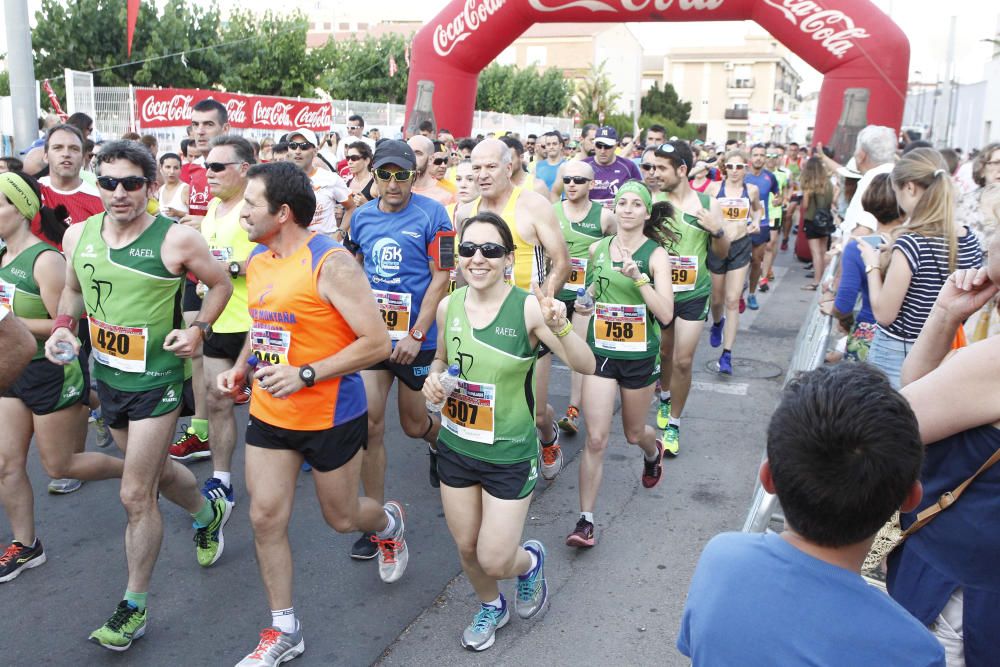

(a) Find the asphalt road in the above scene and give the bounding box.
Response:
[1,250,816,666]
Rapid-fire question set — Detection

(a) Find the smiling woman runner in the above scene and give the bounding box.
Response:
[423,211,594,652]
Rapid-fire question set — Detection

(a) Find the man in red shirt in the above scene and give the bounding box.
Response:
[34,125,104,247]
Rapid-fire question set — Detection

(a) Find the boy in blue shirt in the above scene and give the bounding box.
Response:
[677,363,945,666]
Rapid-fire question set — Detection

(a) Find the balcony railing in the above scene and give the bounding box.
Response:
[725,108,750,120]
[728,78,755,89]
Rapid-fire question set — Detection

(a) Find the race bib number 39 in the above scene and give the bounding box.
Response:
[250,326,291,365]
[719,197,751,223]
[671,255,698,293]
[0,280,15,310]
[442,380,496,445]
[594,303,647,352]
[374,290,412,341]
[89,316,148,373]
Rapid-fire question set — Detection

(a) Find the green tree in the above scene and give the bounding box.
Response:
[317,34,412,104]
[640,81,692,126]
[475,63,570,116]
[570,62,620,120]
[0,69,8,97]
[219,11,323,97]
[476,63,518,113]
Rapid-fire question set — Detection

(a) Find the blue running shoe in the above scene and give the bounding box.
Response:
[747,294,759,310]
[301,462,312,472]
[719,351,733,375]
[709,317,725,348]
[462,597,510,651]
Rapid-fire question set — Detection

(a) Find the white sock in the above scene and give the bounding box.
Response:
[376,509,396,539]
[483,595,503,609]
[525,548,539,574]
[271,607,296,634]
[668,417,680,429]
[644,448,660,462]
[213,471,231,487]
[581,512,594,524]
[660,390,671,402]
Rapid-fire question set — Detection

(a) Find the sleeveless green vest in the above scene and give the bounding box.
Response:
[0,242,58,359]
[555,200,604,301]
[667,192,713,303]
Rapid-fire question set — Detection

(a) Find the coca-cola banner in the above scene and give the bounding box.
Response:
[136,88,333,132]
[406,0,909,143]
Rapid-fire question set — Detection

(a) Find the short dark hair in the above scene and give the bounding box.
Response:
[460,211,515,252]
[273,142,289,155]
[180,138,194,157]
[861,173,899,224]
[348,114,365,127]
[247,162,316,227]
[96,140,158,182]
[527,134,537,140]
[210,134,256,166]
[458,138,477,153]
[767,364,923,547]
[44,124,85,152]
[647,140,692,172]
[66,112,93,135]
[121,132,141,142]
[645,125,666,139]
[158,152,181,166]
[193,98,228,125]
[0,156,24,172]
[498,135,524,156]
[544,130,565,147]
[418,120,434,133]
[725,139,739,147]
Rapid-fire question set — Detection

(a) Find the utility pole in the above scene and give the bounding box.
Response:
[4,0,39,153]
[942,16,957,147]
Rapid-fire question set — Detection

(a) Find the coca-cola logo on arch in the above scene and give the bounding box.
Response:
[135,88,333,131]
[433,0,507,58]
[527,0,724,12]
[761,0,870,58]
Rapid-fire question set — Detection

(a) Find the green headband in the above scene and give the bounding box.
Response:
[614,181,653,213]
[0,172,41,222]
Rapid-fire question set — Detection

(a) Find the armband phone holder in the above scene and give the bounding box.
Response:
[430,231,457,271]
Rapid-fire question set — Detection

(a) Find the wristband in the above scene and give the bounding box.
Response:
[51,314,77,334]
[553,321,573,338]
[633,274,651,288]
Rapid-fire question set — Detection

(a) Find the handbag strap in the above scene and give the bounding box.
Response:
[901,446,1000,539]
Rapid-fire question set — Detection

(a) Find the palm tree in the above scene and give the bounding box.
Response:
[569,61,620,120]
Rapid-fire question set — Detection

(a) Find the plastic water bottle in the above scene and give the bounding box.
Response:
[575,287,594,311]
[426,364,461,413]
[53,341,77,363]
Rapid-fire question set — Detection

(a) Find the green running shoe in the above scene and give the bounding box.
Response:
[89,600,147,651]
[662,424,680,458]
[655,397,672,430]
[194,497,232,567]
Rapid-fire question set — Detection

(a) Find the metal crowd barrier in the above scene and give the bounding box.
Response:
[742,252,840,533]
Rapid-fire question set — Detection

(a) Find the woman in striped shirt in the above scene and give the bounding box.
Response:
[860,148,983,388]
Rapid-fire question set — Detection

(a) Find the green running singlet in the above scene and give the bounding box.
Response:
[555,200,604,301]
[0,242,58,359]
[667,192,713,303]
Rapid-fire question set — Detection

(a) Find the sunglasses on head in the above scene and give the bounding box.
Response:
[346,154,364,161]
[766,153,779,158]
[725,163,746,170]
[287,141,313,150]
[97,175,148,192]
[458,241,509,259]
[206,161,241,173]
[562,176,591,185]
[432,157,448,166]
[373,168,415,182]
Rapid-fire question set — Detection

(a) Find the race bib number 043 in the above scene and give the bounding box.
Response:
[89,316,148,373]
[442,379,496,445]
[250,326,291,365]
[594,302,647,353]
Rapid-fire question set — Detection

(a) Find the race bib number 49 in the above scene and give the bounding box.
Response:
[671,255,698,293]
[89,316,148,373]
[250,326,291,365]
[442,379,496,445]
[374,290,412,341]
[594,303,647,353]
[719,197,751,223]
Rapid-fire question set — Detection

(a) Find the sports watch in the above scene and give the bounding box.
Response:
[409,328,426,342]
[191,320,213,340]
[299,365,316,387]
[229,261,241,278]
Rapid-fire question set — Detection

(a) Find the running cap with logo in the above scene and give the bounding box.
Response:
[289,128,319,147]
[372,140,416,170]
[595,126,618,147]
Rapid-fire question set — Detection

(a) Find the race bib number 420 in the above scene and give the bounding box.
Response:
[374,290,412,341]
[594,303,647,353]
[250,326,291,365]
[89,316,148,373]
[442,380,496,445]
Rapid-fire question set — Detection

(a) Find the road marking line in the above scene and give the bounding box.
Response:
[690,380,749,395]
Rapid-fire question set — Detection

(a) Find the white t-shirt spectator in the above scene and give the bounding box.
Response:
[307,168,351,235]
[841,162,894,234]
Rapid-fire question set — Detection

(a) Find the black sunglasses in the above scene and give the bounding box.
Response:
[346,154,365,161]
[432,157,448,166]
[206,161,242,172]
[97,175,148,192]
[562,176,591,185]
[373,168,414,182]
[458,241,509,259]
[287,141,314,150]
[640,163,654,171]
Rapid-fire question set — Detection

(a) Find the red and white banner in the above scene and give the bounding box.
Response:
[135,88,334,132]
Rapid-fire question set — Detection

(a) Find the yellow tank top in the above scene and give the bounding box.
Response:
[471,186,542,289]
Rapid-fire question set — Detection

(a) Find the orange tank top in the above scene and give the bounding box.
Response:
[246,234,367,430]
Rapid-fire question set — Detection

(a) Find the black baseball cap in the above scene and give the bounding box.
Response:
[372,140,416,170]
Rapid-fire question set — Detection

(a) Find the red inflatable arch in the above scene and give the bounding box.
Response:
[406,0,909,152]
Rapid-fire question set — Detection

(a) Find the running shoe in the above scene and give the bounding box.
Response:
[301,462,312,472]
[641,440,664,489]
[662,424,680,458]
[462,597,509,652]
[351,532,377,560]
[168,425,210,462]
[428,446,440,489]
[780,239,789,251]
[739,296,747,314]
[709,317,725,348]
[236,626,305,666]
[91,408,113,448]
[655,397,671,430]
[767,269,775,281]
[0,539,46,582]
[201,476,235,506]
[89,600,147,651]
[194,497,232,567]
[557,405,580,434]
[540,421,562,480]
[515,540,548,620]
[747,294,759,310]
[565,516,595,548]
[718,351,733,375]
[758,278,769,293]
[234,384,252,406]
[47,478,83,494]
[374,501,408,583]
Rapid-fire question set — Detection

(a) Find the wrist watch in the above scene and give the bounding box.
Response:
[712,228,725,239]
[865,264,878,275]
[228,261,240,278]
[409,328,426,342]
[299,365,316,387]
[191,320,213,340]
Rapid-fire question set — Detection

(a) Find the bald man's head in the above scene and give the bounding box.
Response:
[562,160,595,202]
[407,135,435,173]
[471,138,514,198]
[562,160,594,180]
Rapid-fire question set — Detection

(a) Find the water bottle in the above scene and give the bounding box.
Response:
[575,287,594,311]
[426,364,461,413]
[53,341,77,363]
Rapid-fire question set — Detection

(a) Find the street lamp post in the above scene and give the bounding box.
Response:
[4,0,39,153]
